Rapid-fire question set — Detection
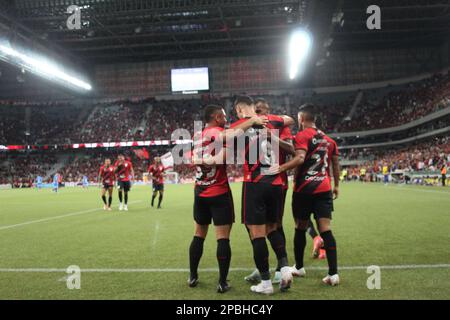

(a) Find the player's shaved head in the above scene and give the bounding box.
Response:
[255,97,270,115]
[204,104,224,123]
[298,103,317,123]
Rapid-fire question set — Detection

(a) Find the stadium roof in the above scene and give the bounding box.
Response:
[1,0,449,65]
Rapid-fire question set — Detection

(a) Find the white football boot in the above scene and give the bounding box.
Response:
[119,203,123,211]
[250,280,274,295]
[322,274,340,286]
[124,204,128,211]
[291,265,306,277]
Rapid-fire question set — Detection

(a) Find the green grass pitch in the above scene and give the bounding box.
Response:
[0,182,449,300]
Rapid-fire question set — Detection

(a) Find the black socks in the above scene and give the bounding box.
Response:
[101,195,107,205]
[189,236,205,279]
[267,230,288,271]
[124,192,128,205]
[118,191,123,203]
[251,237,270,280]
[151,194,156,207]
[294,228,307,270]
[158,194,163,208]
[216,239,231,284]
[321,230,338,275]
[307,220,318,239]
[108,196,112,207]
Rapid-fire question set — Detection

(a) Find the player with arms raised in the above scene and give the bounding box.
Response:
[148,157,165,209]
[98,158,115,211]
[114,154,134,211]
[274,104,341,286]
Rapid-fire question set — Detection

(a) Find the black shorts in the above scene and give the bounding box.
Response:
[193,191,235,226]
[292,191,333,221]
[103,183,114,189]
[117,181,131,192]
[242,182,283,225]
[153,183,164,192]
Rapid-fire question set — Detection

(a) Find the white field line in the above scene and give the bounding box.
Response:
[0,264,449,273]
[151,221,160,249]
[0,200,143,231]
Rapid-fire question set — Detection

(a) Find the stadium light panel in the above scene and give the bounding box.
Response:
[288,28,312,80]
[0,40,92,91]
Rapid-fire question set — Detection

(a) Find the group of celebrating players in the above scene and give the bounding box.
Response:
[97,154,166,211]
[190,96,340,294]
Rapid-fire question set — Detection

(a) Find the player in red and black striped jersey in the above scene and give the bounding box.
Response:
[114,154,134,211]
[244,98,297,285]
[148,157,165,209]
[188,104,267,293]
[98,158,116,211]
[276,104,341,286]
[231,96,294,294]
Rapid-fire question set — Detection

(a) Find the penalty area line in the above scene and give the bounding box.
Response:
[0,264,449,273]
[0,200,143,231]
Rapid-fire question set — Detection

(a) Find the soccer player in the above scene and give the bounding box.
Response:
[273,104,340,286]
[98,158,115,211]
[148,157,165,209]
[245,98,303,284]
[189,104,268,293]
[114,154,134,211]
[82,175,89,188]
[52,173,59,193]
[231,96,294,294]
[36,175,43,191]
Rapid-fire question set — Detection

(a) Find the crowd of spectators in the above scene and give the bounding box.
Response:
[0,153,57,185]
[1,71,449,147]
[342,136,450,175]
[340,72,450,132]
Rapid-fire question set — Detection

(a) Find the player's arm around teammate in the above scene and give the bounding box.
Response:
[273,105,341,286]
[189,105,239,294]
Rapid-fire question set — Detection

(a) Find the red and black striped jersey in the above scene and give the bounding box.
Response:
[231,114,285,185]
[148,164,165,185]
[293,127,339,194]
[99,165,116,184]
[194,126,230,197]
[114,160,133,182]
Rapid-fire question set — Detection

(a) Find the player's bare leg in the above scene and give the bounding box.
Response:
[215,225,232,293]
[317,218,339,286]
[188,223,208,287]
